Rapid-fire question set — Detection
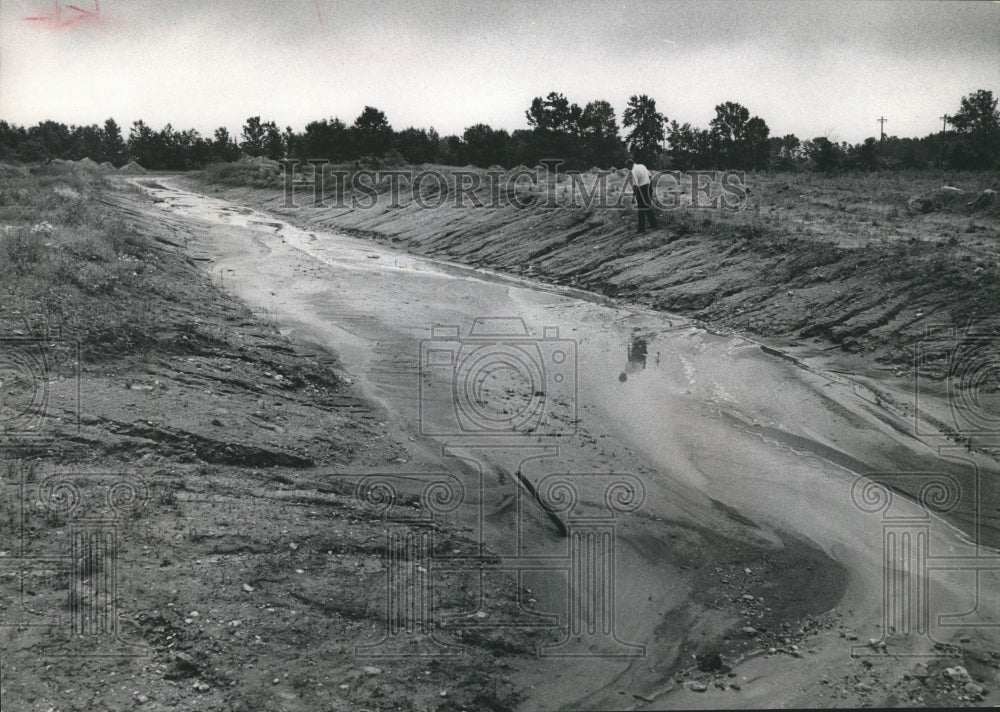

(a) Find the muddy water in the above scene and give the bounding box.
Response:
[146,181,1000,708]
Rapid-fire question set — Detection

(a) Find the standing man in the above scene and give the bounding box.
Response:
[625,158,657,233]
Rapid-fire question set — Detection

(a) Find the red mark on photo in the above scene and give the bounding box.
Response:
[24,0,102,30]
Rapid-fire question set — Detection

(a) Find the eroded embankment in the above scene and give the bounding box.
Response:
[182,166,1000,376]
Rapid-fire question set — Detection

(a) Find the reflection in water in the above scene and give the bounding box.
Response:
[618,333,649,382]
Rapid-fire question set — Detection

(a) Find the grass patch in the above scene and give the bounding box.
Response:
[0,162,235,361]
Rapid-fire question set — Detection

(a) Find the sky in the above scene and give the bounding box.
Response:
[1,0,997,144]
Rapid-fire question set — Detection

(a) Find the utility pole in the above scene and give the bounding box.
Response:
[937,115,950,169]
[878,116,887,142]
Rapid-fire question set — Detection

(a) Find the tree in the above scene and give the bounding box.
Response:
[102,118,126,165]
[579,100,625,167]
[804,136,844,173]
[948,89,999,168]
[709,102,770,169]
[262,121,283,160]
[462,124,509,167]
[857,137,880,170]
[28,120,73,161]
[437,134,466,165]
[212,127,241,162]
[127,120,157,165]
[667,121,712,170]
[282,126,297,158]
[396,127,438,164]
[70,124,104,161]
[622,94,665,166]
[950,89,999,135]
[741,116,771,170]
[524,92,583,163]
[768,134,802,170]
[353,106,393,158]
[525,92,581,135]
[300,118,352,161]
[0,120,29,161]
[241,116,267,156]
[525,92,582,162]
[507,129,538,166]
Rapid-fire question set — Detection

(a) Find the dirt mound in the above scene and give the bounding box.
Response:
[77,156,103,170]
[907,185,997,215]
[241,155,281,169]
[119,160,148,174]
[967,188,998,215]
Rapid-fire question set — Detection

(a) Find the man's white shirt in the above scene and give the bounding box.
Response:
[630,163,651,187]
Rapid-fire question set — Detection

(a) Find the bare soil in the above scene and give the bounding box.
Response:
[2,163,999,710]
[185,166,1000,371]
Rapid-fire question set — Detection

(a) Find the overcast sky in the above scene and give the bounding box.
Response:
[1,0,997,144]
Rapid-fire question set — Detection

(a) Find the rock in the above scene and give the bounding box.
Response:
[242,583,254,593]
[907,196,935,214]
[684,681,708,693]
[964,682,984,697]
[741,626,758,636]
[854,682,872,692]
[167,652,200,679]
[731,683,741,691]
[741,594,755,601]
[844,633,858,641]
[912,663,929,679]
[945,665,971,683]
[362,666,381,675]
[192,681,210,693]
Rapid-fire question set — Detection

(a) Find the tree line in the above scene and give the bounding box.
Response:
[0,90,996,171]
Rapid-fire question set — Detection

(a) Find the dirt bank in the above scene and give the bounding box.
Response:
[183,166,1000,440]
[0,165,538,711]
[3,163,998,711]
[0,168,844,711]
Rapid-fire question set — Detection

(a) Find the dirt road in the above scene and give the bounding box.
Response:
[133,178,1000,709]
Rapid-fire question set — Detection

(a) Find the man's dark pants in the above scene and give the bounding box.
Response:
[635,183,657,233]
